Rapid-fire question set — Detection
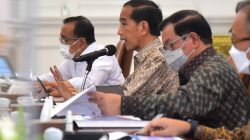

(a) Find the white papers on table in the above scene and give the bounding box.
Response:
[99,132,184,140]
[51,85,101,117]
[40,96,53,121]
[131,135,184,140]
[75,120,149,128]
[75,115,147,128]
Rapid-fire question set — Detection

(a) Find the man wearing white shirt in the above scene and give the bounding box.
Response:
[39,16,124,96]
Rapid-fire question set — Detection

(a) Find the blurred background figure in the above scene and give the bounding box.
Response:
[228,0,250,92]
[0,1,38,140]
[236,0,250,12]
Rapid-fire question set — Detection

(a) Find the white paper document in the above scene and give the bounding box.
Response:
[40,96,53,121]
[51,85,101,117]
[131,135,184,140]
[99,132,184,140]
[75,120,149,128]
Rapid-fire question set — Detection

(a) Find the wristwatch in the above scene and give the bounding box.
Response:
[187,119,199,137]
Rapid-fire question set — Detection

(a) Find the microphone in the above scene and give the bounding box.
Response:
[73,45,116,62]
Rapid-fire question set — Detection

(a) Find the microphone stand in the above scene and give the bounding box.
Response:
[86,58,94,72]
[81,58,95,91]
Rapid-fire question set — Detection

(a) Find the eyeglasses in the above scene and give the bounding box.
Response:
[163,34,189,50]
[59,36,79,45]
[231,37,250,46]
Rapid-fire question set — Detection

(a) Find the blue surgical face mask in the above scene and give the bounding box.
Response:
[164,46,187,72]
[164,35,193,72]
[229,45,250,74]
[60,39,81,60]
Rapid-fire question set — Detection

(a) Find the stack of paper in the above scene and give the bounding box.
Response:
[75,120,149,128]
[51,86,101,117]
[99,132,184,140]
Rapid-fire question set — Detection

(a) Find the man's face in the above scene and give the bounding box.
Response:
[162,24,194,57]
[60,22,86,56]
[231,12,250,59]
[117,6,141,51]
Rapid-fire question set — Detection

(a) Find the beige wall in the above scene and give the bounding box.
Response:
[0,0,242,75]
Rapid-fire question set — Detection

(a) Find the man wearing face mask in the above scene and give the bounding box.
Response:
[142,6,250,140]
[229,42,250,75]
[38,16,124,96]
[90,10,250,130]
[228,0,250,92]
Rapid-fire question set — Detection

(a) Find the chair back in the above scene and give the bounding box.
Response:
[240,73,250,93]
[115,41,133,79]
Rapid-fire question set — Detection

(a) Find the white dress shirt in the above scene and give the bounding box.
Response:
[39,42,125,89]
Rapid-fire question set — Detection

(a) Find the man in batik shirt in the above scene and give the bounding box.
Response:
[141,5,250,140]
[120,0,179,96]
[89,10,250,130]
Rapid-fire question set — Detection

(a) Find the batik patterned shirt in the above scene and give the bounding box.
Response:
[194,120,250,140]
[122,38,179,96]
[121,47,250,130]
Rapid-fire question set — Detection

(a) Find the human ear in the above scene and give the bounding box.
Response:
[78,38,88,47]
[189,32,200,49]
[139,21,149,36]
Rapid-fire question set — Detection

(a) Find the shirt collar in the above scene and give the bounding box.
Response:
[80,42,97,55]
[134,38,162,63]
[179,47,216,84]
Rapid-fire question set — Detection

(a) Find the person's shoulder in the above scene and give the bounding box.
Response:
[212,54,235,72]
[194,54,238,78]
[201,54,231,69]
[147,45,165,60]
[89,42,105,50]
[61,59,74,65]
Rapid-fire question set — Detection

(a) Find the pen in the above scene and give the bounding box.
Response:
[152,114,164,120]
[36,76,56,105]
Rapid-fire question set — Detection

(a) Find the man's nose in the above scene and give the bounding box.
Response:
[117,25,123,36]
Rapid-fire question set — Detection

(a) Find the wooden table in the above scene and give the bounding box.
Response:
[10,103,43,111]
[0,92,26,101]
[31,119,65,132]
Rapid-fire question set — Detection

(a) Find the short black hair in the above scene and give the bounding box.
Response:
[131,6,162,36]
[123,0,159,9]
[159,10,213,45]
[63,16,95,45]
[123,0,162,36]
[236,0,250,13]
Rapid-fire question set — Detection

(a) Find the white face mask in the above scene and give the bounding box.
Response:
[164,35,192,72]
[164,46,187,72]
[229,45,250,74]
[60,39,81,60]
